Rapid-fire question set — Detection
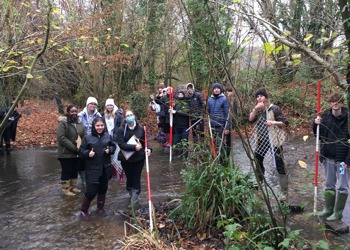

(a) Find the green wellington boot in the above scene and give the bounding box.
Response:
[327,193,348,221]
[316,190,335,217]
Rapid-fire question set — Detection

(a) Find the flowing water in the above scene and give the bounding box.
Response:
[0,136,349,249]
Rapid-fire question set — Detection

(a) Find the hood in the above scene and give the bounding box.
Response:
[91,118,107,136]
[58,115,82,123]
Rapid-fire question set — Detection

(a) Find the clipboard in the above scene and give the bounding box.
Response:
[120,135,141,160]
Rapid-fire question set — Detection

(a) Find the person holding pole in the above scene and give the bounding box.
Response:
[115,109,152,207]
[207,82,230,160]
[169,90,190,157]
[248,88,288,201]
[313,93,350,221]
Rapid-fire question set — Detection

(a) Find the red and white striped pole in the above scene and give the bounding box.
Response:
[314,80,321,214]
[169,87,174,163]
[144,126,153,231]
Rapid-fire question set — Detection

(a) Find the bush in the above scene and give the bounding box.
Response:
[129,91,150,122]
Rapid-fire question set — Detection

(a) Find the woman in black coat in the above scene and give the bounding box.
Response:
[79,117,116,220]
[115,109,152,206]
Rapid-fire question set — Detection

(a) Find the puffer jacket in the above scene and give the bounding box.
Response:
[57,115,85,159]
[173,99,190,128]
[187,91,205,119]
[313,107,350,165]
[79,120,116,184]
[78,107,102,135]
[116,121,152,163]
[208,93,230,129]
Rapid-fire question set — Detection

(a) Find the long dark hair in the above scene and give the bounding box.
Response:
[91,117,107,136]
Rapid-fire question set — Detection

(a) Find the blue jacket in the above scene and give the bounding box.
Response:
[208,93,230,129]
[78,108,102,135]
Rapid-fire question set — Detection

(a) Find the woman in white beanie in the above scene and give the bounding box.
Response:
[102,98,124,184]
[78,97,102,135]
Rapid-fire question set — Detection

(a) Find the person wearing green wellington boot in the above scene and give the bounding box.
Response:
[313,93,350,221]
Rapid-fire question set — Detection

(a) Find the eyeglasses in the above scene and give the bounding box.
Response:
[89,103,97,106]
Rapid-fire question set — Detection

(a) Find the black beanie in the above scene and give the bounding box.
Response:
[255,88,268,98]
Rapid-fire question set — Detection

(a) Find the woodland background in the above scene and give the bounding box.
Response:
[1,0,350,142]
[2,1,350,248]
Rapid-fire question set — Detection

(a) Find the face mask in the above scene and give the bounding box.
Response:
[126,115,135,124]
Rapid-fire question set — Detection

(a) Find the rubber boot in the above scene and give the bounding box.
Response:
[70,179,81,194]
[128,189,139,208]
[327,193,348,221]
[119,172,124,185]
[316,190,335,217]
[6,143,11,155]
[279,174,288,202]
[80,195,91,221]
[97,194,106,216]
[61,180,76,196]
[79,171,86,187]
[162,134,170,147]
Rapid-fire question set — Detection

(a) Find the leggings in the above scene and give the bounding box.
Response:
[59,158,80,180]
[84,169,109,201]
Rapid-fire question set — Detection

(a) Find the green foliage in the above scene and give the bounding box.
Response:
[128,91,149,122]
[171,146,255,232]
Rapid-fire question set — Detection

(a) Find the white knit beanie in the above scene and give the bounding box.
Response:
[105,98,115,107]
[86,96,98,106]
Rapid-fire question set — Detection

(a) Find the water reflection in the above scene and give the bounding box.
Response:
[0,145,184,249]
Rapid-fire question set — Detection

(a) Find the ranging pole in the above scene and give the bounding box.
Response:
[314,80,321,214]
[144,126,153,232]
[169,87,174,163]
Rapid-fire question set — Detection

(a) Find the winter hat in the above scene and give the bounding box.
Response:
[186,83,195,90]
[105,98,115,107]
[86,96,98,106]
[212,82,223,92]
[255,89,268,98]
[177,90,186,98]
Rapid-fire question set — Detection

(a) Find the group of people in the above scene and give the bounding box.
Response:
[54,83,350,223]
[151,82,238,159]
[0,103,21,155]
[56,97,151,221]
[151,83,350,222]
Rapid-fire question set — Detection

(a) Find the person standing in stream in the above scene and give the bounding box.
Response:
[78,97,102,187]
[79,117,116,220]
[56,104,86,196]
[313,93,350,221]
[115,109,152,207]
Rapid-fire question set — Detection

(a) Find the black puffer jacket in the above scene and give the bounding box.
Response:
[80,119,116,184]
[187,91,205,119]
[116,121,152,163]
[173,99,190,128]
[313,107,350,164]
